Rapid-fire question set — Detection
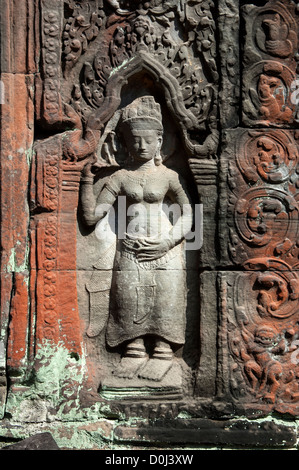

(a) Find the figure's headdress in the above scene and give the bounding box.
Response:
[121,96,163,132]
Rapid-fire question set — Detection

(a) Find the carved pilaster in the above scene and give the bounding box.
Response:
[40,0,64,126]
[32,137,84,356]
[189,158,218,268]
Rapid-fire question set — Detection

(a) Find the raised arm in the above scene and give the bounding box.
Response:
[80,168,120,227]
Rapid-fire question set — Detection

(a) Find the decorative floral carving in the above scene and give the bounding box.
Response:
[234,188,298,250]
[44,152,60,211]
[66,0,217,135]
[228,185,299,263]
[225,261,299,408]
[41,4,62,123]
[225,129,299,267]
[236,130,298,185]
[63,0,105,76]
[39,216,59,343]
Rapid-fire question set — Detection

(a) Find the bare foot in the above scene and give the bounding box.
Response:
[112,356,148,379]
[112,337,148,379]
[125,338,147,358]
[138,358,173,382]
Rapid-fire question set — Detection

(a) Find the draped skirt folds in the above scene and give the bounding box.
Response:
[106,240,187,348]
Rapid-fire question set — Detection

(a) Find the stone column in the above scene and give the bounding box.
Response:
[0,0,38,409]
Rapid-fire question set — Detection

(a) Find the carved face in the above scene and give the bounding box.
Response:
[254,326,279,347]
[133,17,150,37]
[125,128,162,163]
[114,27,125,46]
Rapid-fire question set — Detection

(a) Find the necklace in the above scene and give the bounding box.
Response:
[125,165,166,187]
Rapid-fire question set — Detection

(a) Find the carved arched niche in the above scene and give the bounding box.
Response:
[76,59,203,399]
[30,0,219,406]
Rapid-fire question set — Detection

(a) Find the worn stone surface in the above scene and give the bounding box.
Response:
[1,432,59,451]
[219,128,299,268]
[218,270,299,416]
[0,0,299,451]
[114,418,297,448]
[242,0,298,127]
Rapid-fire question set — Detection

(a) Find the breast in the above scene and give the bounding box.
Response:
[126,189,143,203]
[122,182,144,203]
[143,182,168,203]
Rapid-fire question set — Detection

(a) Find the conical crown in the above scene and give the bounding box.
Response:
[121,96,163,131]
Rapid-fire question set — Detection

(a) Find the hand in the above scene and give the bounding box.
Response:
[135,238,173,262]
[82,161,95,179]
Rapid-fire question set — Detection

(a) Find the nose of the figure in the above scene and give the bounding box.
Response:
[139,138,147,151]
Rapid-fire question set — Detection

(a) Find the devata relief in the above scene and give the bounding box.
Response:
[81,95,193,387]
[1,0,299,449]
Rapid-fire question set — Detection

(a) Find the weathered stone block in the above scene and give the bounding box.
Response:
[217,271,299,416]
[219,128,299,269]
[1,432,59,451]
[114,418,297,448]
[241,0,298,127]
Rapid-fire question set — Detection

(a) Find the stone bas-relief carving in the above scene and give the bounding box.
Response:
[243,61,296,126]
[61,0,218,148]
[3,0,299,449]
[80,96,193,394]
[219,125,299,415]
[222,266,299,414]
[221,129,299,267]
[28,0,216,406]
[242,0,298,127]
[66,0,214,401]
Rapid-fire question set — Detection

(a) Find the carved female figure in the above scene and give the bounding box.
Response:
[81,96,192,381]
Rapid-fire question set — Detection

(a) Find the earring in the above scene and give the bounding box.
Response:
[154,149,162,166]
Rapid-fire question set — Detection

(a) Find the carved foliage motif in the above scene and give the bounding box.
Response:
[37,215,59,344]
[217,0,240,128]
[32,144,61,213]
[32,135,85,363]
[41,1,63,124]
[224,264,299,412]
[33,139,62,348]
[242,0,298,126]
[43,153,60,211]
[62,0,218,137]
[226,130,299,266]
[236,130,298,185]
[220,1,299,410]
[63,1,105,76]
